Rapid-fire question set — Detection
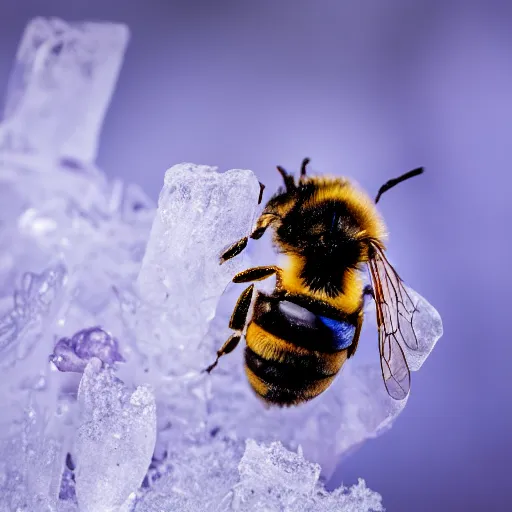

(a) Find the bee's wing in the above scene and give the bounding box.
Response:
[367,244,419,400]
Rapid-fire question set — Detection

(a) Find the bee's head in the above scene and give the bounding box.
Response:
[269,162,422,273]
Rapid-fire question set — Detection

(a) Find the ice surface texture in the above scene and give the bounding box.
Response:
[0,17,129,162]
[136,163,260,370]
[134,439,383,512]
[75,359,156,512]
[233,440,384,511]
[0,16,443,512]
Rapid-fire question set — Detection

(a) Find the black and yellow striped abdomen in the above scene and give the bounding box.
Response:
[244,292,362,406]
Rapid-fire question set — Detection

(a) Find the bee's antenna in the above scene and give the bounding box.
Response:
[300,157,310,178]
[375,167,424,204]
[276,165,296,191]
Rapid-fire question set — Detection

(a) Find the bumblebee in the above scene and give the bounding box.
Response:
[206,158,426,406]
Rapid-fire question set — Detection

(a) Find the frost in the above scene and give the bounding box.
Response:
[232,440,384,512]
[0,16,443,512]
[134,439,384,512]
[0,264,66,365]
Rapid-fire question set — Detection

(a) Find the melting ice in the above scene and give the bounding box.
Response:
[0,16,442,512]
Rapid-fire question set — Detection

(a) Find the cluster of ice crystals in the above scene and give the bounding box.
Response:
[0,17,154,512]
[232,440,383,512]
[134,439,383,512]
[0,15,443,512]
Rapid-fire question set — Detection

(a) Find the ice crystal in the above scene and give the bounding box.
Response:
[50,326,124,373]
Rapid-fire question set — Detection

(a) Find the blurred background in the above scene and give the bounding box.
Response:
[1,1,510,510]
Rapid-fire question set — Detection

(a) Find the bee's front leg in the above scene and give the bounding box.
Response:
[219,214,275,264]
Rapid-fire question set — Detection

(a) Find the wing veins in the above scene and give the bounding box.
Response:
[367,245,417,400]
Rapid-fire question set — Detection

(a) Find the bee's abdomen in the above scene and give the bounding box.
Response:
[244,335,341,405]
[243,292,358,406]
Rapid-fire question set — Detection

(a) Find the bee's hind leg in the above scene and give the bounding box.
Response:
[204,284,255,373]
[204,333,242,374]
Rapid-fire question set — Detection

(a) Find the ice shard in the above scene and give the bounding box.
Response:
[74,359,157,512]
[135,163,261,372]
[0,17,129,163]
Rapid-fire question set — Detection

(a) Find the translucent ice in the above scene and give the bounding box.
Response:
[0,263,67,365]
[50,326,124,373]
[0,17,129,162]
[0,397,71,512]
[235,439,321,509]
[404,285,444,371]
[136,163,260,370]
[134,436,244,512]
[75,359,156,512]
[0,17,155,512]
[134,439,383,512]
[233,440,384,512]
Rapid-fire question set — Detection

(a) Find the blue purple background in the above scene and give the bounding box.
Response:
[1,1,510,511]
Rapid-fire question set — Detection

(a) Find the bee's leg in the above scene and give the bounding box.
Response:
[204,284,254,373]
[219,237,249,264]
[219,214,275,264]
[249,214,274,240]
[232,265,279,283]
[204,334,241,373]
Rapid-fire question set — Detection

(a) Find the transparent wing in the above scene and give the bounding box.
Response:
[367,244,419,400]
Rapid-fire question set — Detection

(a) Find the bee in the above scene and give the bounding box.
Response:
[206,158,426,406]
